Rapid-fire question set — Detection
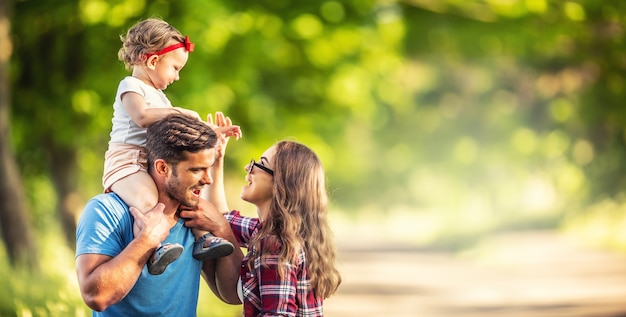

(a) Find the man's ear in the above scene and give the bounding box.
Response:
[146,55,159,70]
[154,159,170,176]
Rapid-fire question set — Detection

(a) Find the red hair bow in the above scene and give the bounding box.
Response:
[184,36,195,52]
[147,35,195,57]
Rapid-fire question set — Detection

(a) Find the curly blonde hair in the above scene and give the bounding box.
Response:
[117,18,185,70]
[248,141,342,299]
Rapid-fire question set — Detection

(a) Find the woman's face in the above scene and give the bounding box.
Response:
[241,146,275,220]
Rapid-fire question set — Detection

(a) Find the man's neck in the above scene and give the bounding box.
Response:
[158,196,181,220]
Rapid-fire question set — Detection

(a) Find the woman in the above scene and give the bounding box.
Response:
[189,135,342,316]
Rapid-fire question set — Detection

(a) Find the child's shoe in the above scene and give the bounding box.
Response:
[147,243,184,275]
[193,233,234,261]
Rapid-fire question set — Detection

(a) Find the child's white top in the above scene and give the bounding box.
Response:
[109,76,173,147]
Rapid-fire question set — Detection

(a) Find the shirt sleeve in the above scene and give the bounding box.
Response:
[75,194,133,258]
[226,210,260,248]
[117,76,146,100]
[256,237,299,316]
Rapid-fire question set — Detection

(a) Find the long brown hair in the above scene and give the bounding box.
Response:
[248,141,341,299]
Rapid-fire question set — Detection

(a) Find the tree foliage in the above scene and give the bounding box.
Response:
[4,0,626,266]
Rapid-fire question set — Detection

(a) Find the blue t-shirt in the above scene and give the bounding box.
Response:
[76,193,202,316]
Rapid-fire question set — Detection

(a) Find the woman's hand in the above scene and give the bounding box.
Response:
[179,199,231,237]
[206,112,242,159]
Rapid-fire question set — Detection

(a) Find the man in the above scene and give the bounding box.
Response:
[76,114,243,316]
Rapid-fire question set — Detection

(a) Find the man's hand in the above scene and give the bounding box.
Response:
[77,203,174,312]
[129,203,170,248]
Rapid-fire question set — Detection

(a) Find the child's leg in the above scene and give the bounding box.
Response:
[111,172,158,237]
[192,228,209,240]
[111,171,159,236]
[111,171,158,212]
[192,188,234,260]
[192,227,234,261]
[110,172,182,275]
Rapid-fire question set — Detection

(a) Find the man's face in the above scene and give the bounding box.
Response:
[164,148,215,208]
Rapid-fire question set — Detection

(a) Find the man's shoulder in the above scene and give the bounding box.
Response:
[79,192,131,235]
[90,191,124,203]
[76,193,133,258]
[86,192,128,213]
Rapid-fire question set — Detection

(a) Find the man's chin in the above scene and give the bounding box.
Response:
[178,203,190,211]
[181,198,199,209]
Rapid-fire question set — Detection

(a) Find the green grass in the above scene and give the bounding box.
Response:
[0,234,90,317]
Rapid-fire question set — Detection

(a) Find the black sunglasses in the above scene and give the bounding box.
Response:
[247,159,274,176]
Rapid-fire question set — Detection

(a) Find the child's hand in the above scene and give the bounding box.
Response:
[174,107,201,121]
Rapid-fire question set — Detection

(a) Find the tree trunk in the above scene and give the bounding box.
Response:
[49,145,78,250]
[0,0,38,269]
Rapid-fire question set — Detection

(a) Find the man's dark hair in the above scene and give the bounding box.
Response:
[146,114,217,172]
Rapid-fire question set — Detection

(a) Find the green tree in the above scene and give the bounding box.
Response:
[0,0,36,269]
[5,0,626,261]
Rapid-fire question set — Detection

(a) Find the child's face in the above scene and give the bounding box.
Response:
[148,47,189,90]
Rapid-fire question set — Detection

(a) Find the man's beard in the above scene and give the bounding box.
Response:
[165,177,199,208]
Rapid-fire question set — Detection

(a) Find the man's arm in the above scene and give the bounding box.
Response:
[76,240,154,311]
[75,204,169,311]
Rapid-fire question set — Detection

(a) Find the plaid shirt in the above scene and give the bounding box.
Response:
[226,211,324,317]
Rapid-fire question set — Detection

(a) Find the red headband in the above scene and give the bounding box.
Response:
[147,35,195,58]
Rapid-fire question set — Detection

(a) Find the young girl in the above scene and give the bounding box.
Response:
[196,137,342,316]
[103,18,240,275]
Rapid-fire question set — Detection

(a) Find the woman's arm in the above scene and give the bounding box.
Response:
[202,112,239,213]
[182,199,243,304]
[195,111,243,303]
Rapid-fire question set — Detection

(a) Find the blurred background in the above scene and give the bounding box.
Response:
[2,0,626,316]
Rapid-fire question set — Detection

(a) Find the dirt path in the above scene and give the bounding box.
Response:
[324,231,626,317]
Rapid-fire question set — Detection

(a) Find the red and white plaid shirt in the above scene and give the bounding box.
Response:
[226,211,324,317]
